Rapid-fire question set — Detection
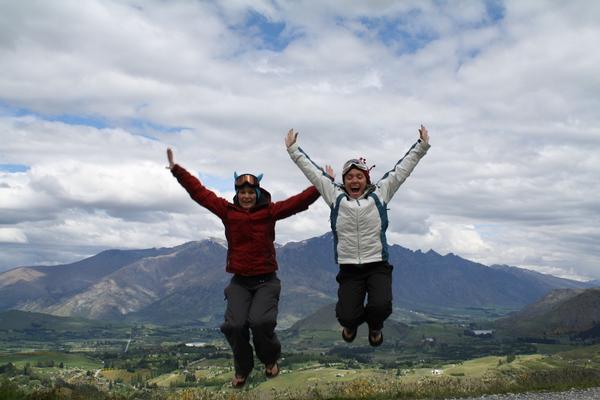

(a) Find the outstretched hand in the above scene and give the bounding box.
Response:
[285,129,299,148]
[325,164,335,180]
[419,125,429,144]
[166,148,175,170]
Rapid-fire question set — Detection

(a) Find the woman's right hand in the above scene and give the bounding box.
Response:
[166,148,175,170]
[325,165,335,180]
[419,125,429,144]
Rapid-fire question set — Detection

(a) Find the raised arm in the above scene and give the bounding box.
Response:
[285,129,339,207]
[167,148,228,218]
[377,125,431,203]
[271,186,320,220]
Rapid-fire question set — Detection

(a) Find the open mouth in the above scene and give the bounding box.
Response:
[350,187,361,194]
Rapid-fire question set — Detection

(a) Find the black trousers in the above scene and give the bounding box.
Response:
[220,273,281,377]
[335,261,393,331]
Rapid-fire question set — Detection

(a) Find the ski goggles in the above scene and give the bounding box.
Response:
[235,174,260,188]
[342,158,369,176]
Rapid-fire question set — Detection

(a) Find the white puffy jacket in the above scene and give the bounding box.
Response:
[287,139,430,264]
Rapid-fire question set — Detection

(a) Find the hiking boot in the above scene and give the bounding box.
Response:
[231,374,247,388]
[342,326,357,343]
[368,329,383,347]
[265,362,279,378]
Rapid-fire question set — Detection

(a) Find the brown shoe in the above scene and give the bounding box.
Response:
[368,329,383,347]
[231,374,247,388]
[342,326,357,343]
[265,362,279,378]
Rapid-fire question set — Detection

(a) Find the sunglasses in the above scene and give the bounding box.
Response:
[235,174,259,188]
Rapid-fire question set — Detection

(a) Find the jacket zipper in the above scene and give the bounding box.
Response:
[356,198,361,263]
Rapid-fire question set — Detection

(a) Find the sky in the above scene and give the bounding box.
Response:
[0,0,599,281]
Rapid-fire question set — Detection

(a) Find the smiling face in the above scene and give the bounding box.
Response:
[343,168,368,199]
[237,187,257,209]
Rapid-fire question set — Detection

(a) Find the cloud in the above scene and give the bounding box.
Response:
[389,218,492,260]
[0,1,599,281]
[0,228,27,244]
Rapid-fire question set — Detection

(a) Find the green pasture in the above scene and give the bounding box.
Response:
[282,329,341,346]
[249,352,584,393]
[0,351,102,369]
[191,357,231,369]
[147,367,232,388]
[533,343,580,354]
[553,343,600,361]
[255,366,388,391]
[100,368,153,383]
[442,354,542,377]
[148,372,181,387]
[405,322,466,342]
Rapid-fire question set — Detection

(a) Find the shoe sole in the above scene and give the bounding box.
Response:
[265,362,279,378]
[342,327,357,343]
[368,331,383,347]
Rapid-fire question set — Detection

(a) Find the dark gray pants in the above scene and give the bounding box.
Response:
[220,273,281,377]
[335,261,393,331]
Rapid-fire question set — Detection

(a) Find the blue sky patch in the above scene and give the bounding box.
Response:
[50,114,109,129]
[0,102,30,118]
[1,101,186,136]
[231,10,299,52]
[127,118,188,135]
[0,164,30,173]
[345,1,504,55]
[199,172,233,193]
[484,0,505,23]
[474,223,501,239]
[353,13,439,55]
[1,102,109,129]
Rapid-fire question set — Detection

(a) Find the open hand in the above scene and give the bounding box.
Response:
[166,148,175,170]
[325,164,335,180]
[285,129,299,148]
[419,125,429,144]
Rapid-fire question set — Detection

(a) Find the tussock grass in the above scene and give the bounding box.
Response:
[158,365,600,400]
[3,349,600,400]
[2,364,600,400]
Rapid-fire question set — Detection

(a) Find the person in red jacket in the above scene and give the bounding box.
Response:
[167,148,320,388]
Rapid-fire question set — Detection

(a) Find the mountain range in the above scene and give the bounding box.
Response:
[0,233,594,327]
[495,287,600,336]
[286,302,413,343]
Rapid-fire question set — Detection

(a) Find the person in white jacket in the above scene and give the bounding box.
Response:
[285,126,430,346]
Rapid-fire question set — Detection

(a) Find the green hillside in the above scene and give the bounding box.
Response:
[0,350,102,369]
[0,309,123,331]
[496,288,600,336]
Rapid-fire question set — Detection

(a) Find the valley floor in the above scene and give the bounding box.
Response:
[2,318,600,399]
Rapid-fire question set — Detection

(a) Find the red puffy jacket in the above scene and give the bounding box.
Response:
[172,164,320,276]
